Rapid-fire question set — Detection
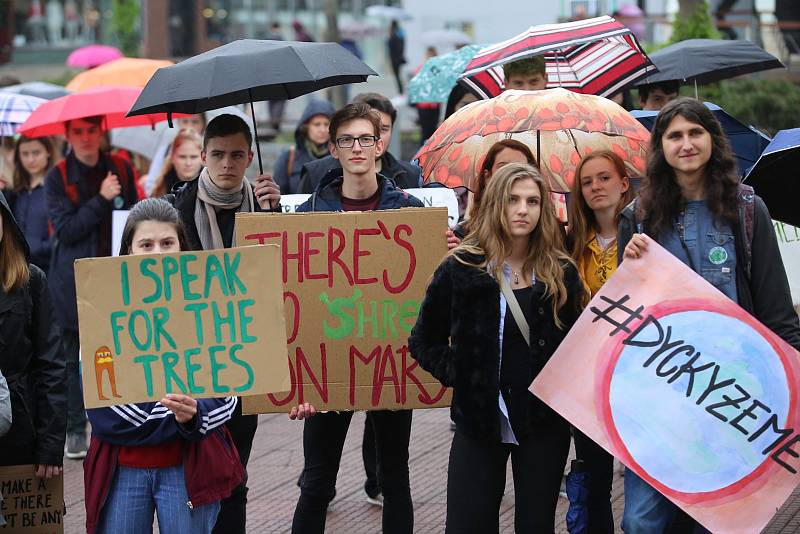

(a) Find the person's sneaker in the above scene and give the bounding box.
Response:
[366,493,384,507]
[65,433,88,459]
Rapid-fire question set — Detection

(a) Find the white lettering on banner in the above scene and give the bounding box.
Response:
[774,220,800,305]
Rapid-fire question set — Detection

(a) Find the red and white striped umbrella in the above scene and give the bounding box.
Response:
[459,16,656,99]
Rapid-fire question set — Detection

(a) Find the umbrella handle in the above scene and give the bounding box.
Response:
[248,89,264,175]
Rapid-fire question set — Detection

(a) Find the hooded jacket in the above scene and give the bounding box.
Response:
[0,191,66,466]
[296,167,424,213]
[297,151,422,195]
[273,100,335,195]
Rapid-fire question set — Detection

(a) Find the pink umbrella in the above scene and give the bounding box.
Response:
[67,45,124,69]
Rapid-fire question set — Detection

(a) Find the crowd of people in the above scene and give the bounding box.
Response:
[0,46,798,534]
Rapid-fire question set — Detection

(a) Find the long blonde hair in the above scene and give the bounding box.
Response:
[0,210,30,293]
[455,163,580,328]
[151,129,203,197]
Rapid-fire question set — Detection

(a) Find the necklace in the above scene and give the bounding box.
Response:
[512,270,520,284]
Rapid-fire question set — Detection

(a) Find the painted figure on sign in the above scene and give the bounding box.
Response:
[94,345,121,401]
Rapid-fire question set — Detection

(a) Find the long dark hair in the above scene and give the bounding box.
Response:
[471,139,538,218]
[639,97,739,238]
[13,136,54,193]
[119,198,190,256]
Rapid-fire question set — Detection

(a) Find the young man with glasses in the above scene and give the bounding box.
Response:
[291,103,422,534]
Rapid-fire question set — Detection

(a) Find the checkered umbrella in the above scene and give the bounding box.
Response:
[0,91,47,136]
[459,16,656,99]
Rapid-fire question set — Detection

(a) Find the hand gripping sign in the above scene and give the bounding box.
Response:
[532,240,800,534]
[236,208,452,412]
[75,245,290,408]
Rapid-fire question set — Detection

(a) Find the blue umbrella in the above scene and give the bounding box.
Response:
[631,102,771,178]
[744,128,800,227]
[408,44,485,104]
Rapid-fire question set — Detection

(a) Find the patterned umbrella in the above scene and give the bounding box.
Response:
[459,16,656,99]
[408,45,488,104]
[414,88,651,194]
[0,91,47,136]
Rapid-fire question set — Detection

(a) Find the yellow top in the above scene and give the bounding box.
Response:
[578,231,619,297]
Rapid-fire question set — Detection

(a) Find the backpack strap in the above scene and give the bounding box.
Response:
[56,160,79,205]
[737,183,755,279]
[286,146,296,178]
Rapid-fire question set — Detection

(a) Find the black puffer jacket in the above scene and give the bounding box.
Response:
[0,191,66,466]
[409,252,584,442]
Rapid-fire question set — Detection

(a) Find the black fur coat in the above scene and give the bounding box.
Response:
[408,252,585,443]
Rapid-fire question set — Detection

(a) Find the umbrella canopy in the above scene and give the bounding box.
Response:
[414,88,651,193]
[0,92,47,136]
[637,39,784,85]
[365,5,412,20]
[128,40,377,116]
[408,44,487,104]
[459,16,656,99]
[66,44,123,69]
[66,58,174,92]
[19,86,188,138]
[631,102,771,177]
[744,128,800,227]
[3,82,71,100]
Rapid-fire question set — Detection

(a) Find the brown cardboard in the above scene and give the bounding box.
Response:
[75,245,291,408]
[236,208,452,412]
[0,465,63,533]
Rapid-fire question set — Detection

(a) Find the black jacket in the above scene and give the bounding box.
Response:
[408,252,585,442]
[297,168,424,212]
[618,191,800,352]
[0,191,66,466]
[297,152,421,194]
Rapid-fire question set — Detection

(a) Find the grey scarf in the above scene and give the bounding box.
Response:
[194,167,254,250]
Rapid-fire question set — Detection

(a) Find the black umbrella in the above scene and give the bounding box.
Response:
[127,39,378,172]
[743,128,800,227]
[636,38,784,92]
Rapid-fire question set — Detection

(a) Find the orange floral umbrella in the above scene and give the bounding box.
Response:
[415,88,650,193]
[66,58,174,91]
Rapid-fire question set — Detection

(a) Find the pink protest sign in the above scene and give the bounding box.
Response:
[531,240,800,534]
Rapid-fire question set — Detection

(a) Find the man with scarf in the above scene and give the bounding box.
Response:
[172,113,281,534]
[45,115,140,461]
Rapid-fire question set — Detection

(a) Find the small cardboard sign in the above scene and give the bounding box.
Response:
[75,245,291,408]
[775,220,800,305]
[236,208,452,412]
[0,465,64,533]
[531,239,800,534]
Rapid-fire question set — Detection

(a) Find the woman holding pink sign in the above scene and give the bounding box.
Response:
[410,163,588,532]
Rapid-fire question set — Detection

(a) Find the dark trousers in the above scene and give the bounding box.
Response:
[212,402,258,534]
[573,429,615,534]
[445,418,571,534]
[63,329,86,436]
[417,107,440,145]
[362,418,380,498]
[391,62,404,95]
[292,410,413,534]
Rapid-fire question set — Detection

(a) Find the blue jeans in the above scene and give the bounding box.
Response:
[98,464,220,534]
[621,469,710,534]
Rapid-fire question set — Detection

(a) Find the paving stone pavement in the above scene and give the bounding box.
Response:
[61,407,800,533]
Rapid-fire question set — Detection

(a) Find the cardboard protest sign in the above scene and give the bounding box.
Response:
[236,208,452,412]
[76,245,291,408]
[775,220,800,305]
[0,465,63,533]
[278,189,461,228]
[531,240,800,534]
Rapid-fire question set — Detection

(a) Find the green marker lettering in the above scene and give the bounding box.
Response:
[184,302,208,344]
[129,309,153,351]
[180,254,201,300]
[380,300,398,339]
[110,311,126,355]
[152,307,176,351]
[208,345,230,393]
[120,262,130,306]
[399,300,420,334]
[224,252,247,295]
[162,256,180,301]
[212,300,237,343]
[161,352,187,394]
[204,255,230,298]
[184,348,205,394]
[237,299,257,343]
[320,289,359,339]
[140,258,163,304]
[357,299,379,338]
[133,354,159,396]
[229,344,254,393]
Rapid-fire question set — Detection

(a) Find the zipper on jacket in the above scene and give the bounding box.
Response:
[187,500,193,509]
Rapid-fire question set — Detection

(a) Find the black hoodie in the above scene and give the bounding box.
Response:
[0,191,66,466]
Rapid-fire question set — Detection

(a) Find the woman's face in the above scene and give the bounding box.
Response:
[18,140,50,177]
[488,147,529,177]
[505,177,541,239]
[130,221,180,255]
[579,156,630,213]
[454,92,478,113]
[171,141,203,181]
[307,115,331,146]
[661,114,713,177]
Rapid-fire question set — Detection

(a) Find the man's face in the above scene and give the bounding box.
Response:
[330,118,384,177]
[201,133,253,190]
[641,88,678,111]
[65,118,102,163]
[375,111,393,159]
[506,72,548,91]
[177,115,205,134]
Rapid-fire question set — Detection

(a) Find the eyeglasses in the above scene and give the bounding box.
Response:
[335,135,378,149]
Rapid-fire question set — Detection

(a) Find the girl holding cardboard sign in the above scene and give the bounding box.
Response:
[409,163,587,532]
